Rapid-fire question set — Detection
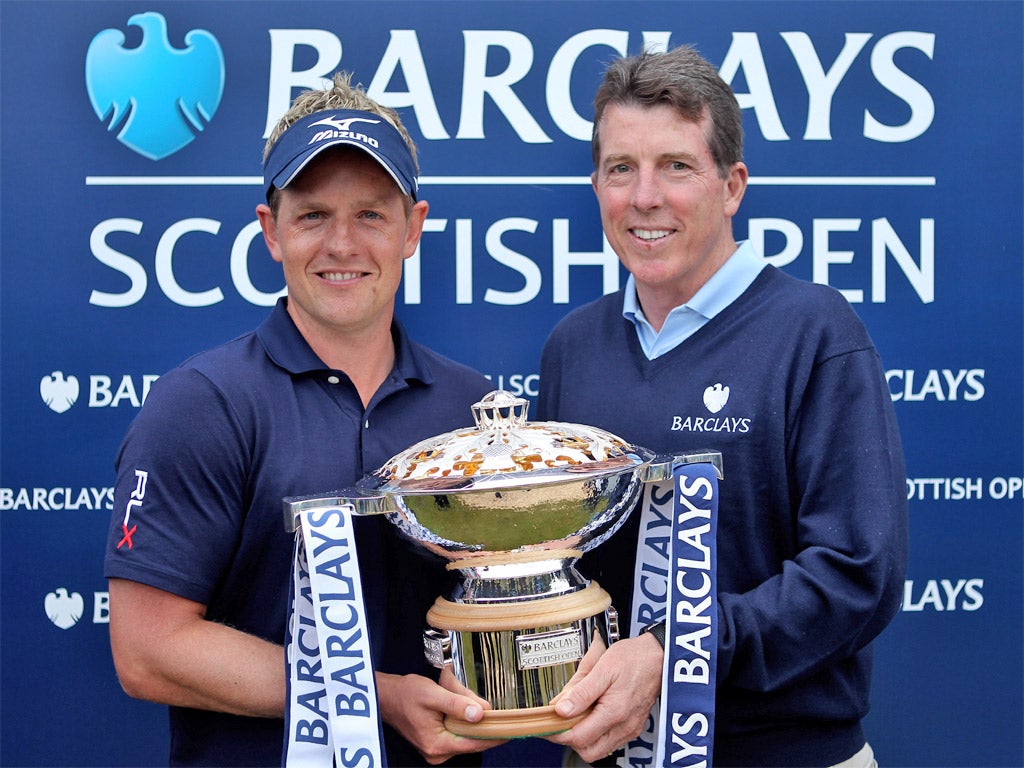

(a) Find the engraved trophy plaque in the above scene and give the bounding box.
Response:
[285,391,718,739]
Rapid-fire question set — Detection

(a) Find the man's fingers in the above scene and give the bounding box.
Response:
[549,633,607,708]
[430,687,485,723]
[553,665,607,718]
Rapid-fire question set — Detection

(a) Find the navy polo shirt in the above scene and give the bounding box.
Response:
[105,298,492,766]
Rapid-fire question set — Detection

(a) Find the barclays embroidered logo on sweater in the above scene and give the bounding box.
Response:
[671,383,752,433]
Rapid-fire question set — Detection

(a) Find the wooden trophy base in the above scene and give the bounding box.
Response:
[426,578,611,632]
[445,704,585,739]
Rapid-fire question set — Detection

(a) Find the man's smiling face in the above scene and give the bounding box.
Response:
[258,146,426,344]
[592,102,747,325]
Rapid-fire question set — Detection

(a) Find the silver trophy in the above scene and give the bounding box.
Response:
[285,390,721,739]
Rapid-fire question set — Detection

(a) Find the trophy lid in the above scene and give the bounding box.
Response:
[368,390,652,494]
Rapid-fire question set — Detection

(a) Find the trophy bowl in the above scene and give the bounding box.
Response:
[285,390,683,739]
[361,390,661,560]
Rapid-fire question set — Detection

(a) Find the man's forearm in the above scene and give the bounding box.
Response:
[109,579,286,718]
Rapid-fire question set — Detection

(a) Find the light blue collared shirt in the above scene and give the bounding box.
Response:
[622,240,766,360]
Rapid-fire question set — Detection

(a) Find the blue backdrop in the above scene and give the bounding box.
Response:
[1,1,1021,765]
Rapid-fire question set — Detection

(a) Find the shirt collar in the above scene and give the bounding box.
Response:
[256,298,433,384]
[687,239,765,319]
[622,240,765,357]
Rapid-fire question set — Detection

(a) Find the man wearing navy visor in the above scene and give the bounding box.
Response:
[105,72,501,766]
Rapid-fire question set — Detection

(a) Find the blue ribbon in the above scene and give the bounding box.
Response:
[624,460,719,768]
[659,462,718,768]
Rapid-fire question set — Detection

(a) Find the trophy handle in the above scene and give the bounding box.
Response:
[643,451,724,483]
[282,491,394,532]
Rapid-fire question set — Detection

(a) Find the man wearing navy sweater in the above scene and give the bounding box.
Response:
[538,46,907,767]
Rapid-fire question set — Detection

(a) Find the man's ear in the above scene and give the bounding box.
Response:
[403,199,430,260]
[723,162,749,218]
[255,203,283,263]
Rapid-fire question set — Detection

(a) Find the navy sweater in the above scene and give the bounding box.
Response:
[539,266,908,767]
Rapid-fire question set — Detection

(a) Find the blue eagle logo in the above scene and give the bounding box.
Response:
[85,11,225,160]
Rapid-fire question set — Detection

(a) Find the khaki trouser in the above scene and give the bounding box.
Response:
[831,742,877,768]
